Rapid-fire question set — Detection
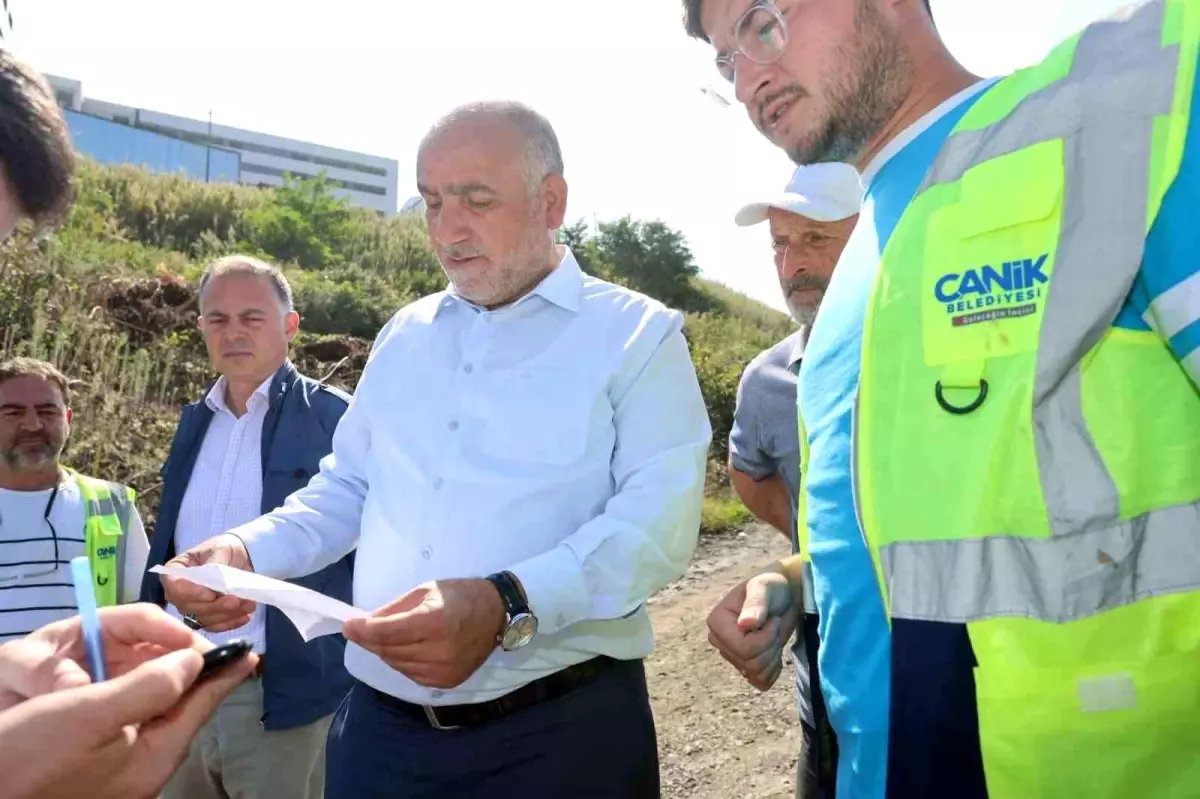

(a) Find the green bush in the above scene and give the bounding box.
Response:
[684,312,782,462]
[290,265,411,339]
[701,494,754,535]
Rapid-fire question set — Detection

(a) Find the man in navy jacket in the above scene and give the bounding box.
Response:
[141,255,354,799]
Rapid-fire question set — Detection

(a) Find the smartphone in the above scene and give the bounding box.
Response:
[196,639,253,683]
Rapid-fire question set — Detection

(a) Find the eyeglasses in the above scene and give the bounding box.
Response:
[714,0,793,84]
[0,482,62,584]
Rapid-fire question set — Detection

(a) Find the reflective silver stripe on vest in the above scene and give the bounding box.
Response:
[1144,270,1200,338]
[881,503,1200,623]
[881,0,1200,623]
[920,1,1176,192]
[106,482,132,604]
[85,496,118,518]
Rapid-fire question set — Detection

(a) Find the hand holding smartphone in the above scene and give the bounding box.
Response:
[196,639,254,683]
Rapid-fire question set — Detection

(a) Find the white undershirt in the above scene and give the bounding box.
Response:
[860,77,1002,188]
[0,476,148,640]
[169,375,271,653]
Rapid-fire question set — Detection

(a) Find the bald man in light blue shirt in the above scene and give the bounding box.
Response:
[163,100,711,799]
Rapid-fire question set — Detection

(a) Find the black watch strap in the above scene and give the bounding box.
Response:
[486,571,529,620]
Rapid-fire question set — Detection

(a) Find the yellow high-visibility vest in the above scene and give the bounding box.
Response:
[830,0,1200,795]
[70,469,136,607]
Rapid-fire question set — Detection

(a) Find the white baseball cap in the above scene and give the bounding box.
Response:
[734,162,864,226]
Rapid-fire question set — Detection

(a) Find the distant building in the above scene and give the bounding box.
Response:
[45,74,400,215]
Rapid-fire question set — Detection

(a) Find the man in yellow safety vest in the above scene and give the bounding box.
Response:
[684,0,1200,796]
[0,356,148,641]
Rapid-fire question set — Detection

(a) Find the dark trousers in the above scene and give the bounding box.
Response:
[325,658,661,798]
[797,613,838,799]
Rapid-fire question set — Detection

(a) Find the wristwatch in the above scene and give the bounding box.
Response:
[485,571,538,651]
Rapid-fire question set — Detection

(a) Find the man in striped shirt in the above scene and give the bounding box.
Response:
[0,358,148,639]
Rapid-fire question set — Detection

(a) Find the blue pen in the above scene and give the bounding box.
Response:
[69,556,107,682]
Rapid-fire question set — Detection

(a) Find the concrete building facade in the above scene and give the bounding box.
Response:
[46,74,400,215]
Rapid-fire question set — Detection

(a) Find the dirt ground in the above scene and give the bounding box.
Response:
[647,523,800,799]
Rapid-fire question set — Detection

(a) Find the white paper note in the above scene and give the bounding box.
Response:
[150,564,367,642]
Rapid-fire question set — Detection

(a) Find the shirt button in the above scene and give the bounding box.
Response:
[448,420,459,432]
[463,364,473,374]
[421,546,433,560]
[431,689,444,699]
[432,477,444,490]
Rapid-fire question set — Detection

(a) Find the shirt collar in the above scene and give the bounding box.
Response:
[860,77,1000,188]
[788,327,807,372]
[205,372,275,415]
[530,247,583,312]
[437,246,583,318]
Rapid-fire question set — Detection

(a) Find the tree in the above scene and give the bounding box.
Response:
[558,220,593,271]
[589,217,708,311]
[241,173,365,269]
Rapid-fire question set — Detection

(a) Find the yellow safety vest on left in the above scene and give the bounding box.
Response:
[68,469,136,608]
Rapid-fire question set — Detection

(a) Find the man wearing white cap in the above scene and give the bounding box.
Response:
[724,162,861,799]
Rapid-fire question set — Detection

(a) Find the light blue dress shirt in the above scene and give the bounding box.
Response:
[234,248,712,705]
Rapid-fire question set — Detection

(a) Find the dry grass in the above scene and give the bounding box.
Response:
[0,239,207,530]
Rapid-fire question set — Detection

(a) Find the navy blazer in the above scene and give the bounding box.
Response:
[141,361,355,730]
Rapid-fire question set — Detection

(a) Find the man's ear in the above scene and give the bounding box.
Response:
[284,310,300,342]
[543,174,569,231]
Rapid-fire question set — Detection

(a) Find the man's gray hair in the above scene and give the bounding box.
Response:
[419,101,565,189]
[198,255,294,313]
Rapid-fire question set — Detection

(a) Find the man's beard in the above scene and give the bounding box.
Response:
[1,436,61,470]
[783,276,828,328]
[441,228,549,308]
[788,300,819,328]
[784,0,912,165]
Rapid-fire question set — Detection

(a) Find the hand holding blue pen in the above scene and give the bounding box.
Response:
[0,603,258,798]
[69,556,107,683]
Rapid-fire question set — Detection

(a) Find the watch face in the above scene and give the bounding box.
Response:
[501,613,538,650]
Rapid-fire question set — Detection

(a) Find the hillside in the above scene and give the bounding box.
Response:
[0,161,794,535]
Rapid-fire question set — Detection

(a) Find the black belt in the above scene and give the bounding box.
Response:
[370,656,615,730]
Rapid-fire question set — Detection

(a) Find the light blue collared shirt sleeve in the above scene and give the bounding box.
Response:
[509,313,711,634]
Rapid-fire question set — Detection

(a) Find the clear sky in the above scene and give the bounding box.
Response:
[12,0,1124,311]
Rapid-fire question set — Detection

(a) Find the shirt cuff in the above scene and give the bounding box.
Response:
[509,544,591,637]
[229,516,292,580]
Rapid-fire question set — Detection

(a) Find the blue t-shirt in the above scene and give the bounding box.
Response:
[798,64,1200,798]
